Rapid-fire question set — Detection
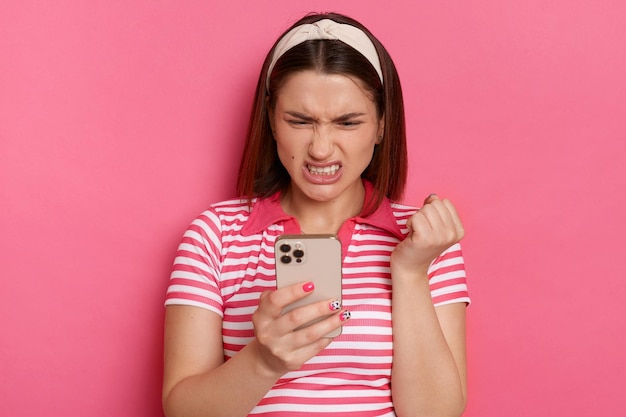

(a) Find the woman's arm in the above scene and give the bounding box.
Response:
[389,195,468,417]
[162,282,345,417]
[162,305,278,417]
[390,278,467,417]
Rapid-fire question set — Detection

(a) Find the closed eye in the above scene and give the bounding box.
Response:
[334,112,367,128]
[338,121,362,127]
[287,119,311,125]
[284,112,315,127]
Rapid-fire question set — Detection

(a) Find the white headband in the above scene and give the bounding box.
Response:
[266,19,383,90]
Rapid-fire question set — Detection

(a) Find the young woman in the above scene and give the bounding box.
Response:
[162,12,469,417]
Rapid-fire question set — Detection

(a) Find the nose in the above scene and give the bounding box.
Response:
[308,126,333,160]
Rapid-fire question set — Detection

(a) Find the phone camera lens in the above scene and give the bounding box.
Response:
[293,249,304,258]
[279,244,291,253]
[280,255,292,264]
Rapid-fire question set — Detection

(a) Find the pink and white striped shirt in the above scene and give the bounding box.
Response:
[165,182,470,416]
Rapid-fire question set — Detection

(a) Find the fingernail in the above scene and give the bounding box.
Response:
[339,310,351,321]
[302,282,315,292]
[329,300,341,311]
[428,193,438,199]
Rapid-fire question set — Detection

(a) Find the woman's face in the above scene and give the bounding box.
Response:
[270,70,383,206]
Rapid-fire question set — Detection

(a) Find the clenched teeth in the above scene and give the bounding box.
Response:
[308,164,340,175]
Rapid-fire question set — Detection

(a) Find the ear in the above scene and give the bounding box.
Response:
[376,115,385,143]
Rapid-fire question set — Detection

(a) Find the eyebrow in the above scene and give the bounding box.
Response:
[284,111,367,122]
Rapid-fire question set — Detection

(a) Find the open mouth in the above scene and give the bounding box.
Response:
[307,164,341,175]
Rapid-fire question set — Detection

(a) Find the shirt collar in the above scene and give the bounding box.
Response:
[241,180,404,240]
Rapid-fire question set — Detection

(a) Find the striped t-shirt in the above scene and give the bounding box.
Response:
[165,183,470,416]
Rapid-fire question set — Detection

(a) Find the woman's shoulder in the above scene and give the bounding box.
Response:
[209,197,254,213]
[185,197,254,230]
[388,200,419,219]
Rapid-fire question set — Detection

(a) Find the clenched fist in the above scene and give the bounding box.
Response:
[391,194,465,278]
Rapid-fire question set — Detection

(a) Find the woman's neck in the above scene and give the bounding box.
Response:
[281,182,365,234]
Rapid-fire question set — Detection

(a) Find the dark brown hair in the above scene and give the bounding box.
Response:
[236,12,407,211]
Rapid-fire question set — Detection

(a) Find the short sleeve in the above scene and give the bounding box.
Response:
[427,242,470,306]
[164,209,225,317]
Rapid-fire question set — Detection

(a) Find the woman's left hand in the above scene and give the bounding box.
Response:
[391,194,465,277]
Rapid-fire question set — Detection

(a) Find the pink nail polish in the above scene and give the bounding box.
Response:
[302,282,315,292]
[340,310,351,321]
[329,300,341,311]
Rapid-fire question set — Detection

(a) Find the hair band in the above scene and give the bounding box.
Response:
[266,19,383,90]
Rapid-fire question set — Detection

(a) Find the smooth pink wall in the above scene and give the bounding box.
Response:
[1,1,625,416]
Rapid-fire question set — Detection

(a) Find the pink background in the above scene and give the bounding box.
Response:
[2,1,625,415]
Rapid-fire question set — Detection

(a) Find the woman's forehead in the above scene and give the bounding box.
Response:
[274,71,377,115]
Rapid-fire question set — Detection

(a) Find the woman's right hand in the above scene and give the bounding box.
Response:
[250,281,347,377]
[164,285,345,417]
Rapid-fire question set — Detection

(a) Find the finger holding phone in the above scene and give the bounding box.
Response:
[251,280,345,376]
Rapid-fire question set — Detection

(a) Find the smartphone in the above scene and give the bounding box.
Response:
[274,234,343,338]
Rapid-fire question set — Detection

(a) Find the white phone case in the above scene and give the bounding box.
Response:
[275,234,343,338]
